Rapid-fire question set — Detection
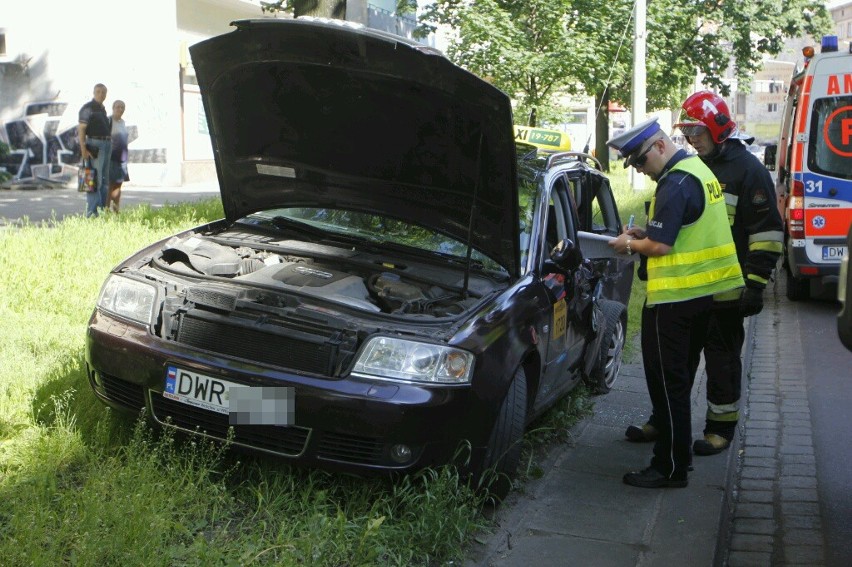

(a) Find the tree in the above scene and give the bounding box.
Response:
[417,0,832,169]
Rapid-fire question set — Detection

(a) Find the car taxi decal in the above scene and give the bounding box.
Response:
[552,299,567,340]
[514,125,571,151]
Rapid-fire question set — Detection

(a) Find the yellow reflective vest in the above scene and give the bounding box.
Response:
[646,157,744,305]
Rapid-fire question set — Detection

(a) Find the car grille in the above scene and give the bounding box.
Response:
[317,432,384,465]
[174,309,342,375]
[99,373,146,412]
[151,393,311,457]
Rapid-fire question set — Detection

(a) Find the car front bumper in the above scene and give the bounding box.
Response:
[85,310,491,474]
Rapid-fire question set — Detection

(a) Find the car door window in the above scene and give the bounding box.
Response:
[573,171,620,236]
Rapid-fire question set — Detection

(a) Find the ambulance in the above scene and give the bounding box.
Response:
[767,35,852,300]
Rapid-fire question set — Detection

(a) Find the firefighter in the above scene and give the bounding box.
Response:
[608,118,743,488]
[625,92,784,457]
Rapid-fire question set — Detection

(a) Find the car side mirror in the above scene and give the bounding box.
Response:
[550,238,582,272]
[764,144,777,171]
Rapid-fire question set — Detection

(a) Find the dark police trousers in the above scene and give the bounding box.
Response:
[641,295,713,478]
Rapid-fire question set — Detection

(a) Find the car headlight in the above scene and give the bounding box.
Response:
[98,275,157,326]
[352,337,474,385]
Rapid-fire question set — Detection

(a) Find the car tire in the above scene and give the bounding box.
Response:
[585,300,627,395]
[785,265,810,301]
[479,367,527,501]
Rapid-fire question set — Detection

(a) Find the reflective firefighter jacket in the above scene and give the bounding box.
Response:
[703,140,784,292]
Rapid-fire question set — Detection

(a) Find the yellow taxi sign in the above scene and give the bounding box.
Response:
[514,125,571,151]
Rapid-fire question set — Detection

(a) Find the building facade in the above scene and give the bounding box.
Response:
[0,0,420,187]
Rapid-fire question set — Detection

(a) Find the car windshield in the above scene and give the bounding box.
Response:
[241,207,507,274]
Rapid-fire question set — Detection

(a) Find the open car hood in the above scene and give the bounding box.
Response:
[189,18,520,276]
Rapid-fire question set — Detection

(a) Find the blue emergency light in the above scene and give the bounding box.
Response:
[821,35,838,53]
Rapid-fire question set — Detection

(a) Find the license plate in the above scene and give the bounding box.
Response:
[164,366,238,414]
[822,246,847,260]
[163,366,295,425]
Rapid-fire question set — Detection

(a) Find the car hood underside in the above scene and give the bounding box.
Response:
[189,18,521,276]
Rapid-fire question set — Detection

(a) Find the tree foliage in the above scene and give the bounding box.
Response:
[417,0,831,166]
[422,0,832,112]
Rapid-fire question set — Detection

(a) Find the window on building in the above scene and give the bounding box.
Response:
[737,93,747,114]
[768,103,778,112]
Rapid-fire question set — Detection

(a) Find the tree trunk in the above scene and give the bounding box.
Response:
[595,90,610,172]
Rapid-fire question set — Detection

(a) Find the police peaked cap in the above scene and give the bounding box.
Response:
[606,118,662,167]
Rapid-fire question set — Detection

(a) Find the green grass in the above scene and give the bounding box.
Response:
[0,198,596,566]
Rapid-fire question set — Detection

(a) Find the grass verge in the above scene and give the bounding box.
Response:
[0,198,598,566]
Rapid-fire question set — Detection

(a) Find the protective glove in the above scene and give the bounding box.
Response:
[739,286,764,317]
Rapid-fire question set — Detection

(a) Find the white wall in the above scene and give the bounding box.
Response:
[0,0,271,186]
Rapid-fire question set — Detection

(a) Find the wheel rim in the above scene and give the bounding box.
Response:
[603,318,625,388]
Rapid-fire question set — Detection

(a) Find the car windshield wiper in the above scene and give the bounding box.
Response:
[264,215,329,239]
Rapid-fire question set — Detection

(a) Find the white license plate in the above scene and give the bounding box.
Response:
[164,366,238,414]
[163,366,295,425]
[822,246,847,260]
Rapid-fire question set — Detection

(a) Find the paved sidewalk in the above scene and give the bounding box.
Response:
[465,276,833,567]
[720,278,826,566]
[464,295,775,567]
[465,339,744,566]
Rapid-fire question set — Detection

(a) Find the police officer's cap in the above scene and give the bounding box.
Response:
[606,118,661,168]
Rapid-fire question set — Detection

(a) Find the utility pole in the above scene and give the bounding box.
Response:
[631,0,647,191]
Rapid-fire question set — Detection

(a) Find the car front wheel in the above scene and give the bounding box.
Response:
[585,300,627,394]
[479,367,527,501]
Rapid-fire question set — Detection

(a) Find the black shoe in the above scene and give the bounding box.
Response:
[625,423,659,442]
[693,434,731,456]
[623,466,688,489]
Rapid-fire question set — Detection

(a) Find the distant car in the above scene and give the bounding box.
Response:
[84,18,632,496]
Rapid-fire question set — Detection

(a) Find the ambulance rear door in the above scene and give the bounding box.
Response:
[797,52,852,269]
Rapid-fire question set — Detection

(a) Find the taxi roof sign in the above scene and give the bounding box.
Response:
[514,125,571,151]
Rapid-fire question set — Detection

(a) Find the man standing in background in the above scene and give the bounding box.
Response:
[78,83,111,217]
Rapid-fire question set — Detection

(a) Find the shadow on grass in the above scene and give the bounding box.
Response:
[30,351,137,449]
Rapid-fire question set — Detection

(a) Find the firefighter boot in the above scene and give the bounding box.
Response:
[625,423,659,443]
[693,433,731,456]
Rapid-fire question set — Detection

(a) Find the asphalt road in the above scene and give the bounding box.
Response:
[0,182,221,226]
[797,287,852,567]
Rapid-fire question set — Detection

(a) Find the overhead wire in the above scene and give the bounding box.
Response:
[583,0,636,153]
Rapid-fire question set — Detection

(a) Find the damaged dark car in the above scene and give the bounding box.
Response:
[85,18,633,494]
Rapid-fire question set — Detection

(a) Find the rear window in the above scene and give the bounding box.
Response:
[808,96,852,180]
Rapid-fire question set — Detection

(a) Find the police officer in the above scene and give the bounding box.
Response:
[625,93,784,457]
[608,118,744,488]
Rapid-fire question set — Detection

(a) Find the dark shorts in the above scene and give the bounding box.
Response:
[109,160,129,184]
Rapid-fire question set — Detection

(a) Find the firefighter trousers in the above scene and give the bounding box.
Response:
[641,296,712,478]
[702,303,745,439]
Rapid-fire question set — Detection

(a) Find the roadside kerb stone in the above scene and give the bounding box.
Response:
[717,277,827,566]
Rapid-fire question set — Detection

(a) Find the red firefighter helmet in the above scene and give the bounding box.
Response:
[674,90,736,144]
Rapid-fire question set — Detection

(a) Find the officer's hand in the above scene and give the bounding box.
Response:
[739,287,764,317]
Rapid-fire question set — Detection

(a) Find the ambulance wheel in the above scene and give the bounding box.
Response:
[785,267,810,301]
